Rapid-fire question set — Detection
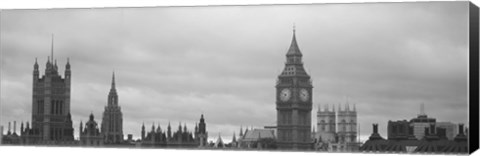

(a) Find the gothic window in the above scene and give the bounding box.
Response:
[321,120,325,131]
[51,100,55,114]
[55,101,59,114]
[59,101,63,115]
[38,100,43,114]
[351,120,355,131]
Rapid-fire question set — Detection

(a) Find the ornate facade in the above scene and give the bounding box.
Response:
[80,113,103,146]
[101,72,124,144]
[30,38,74,144]
[337,103,357,143]
[140,114,208,148]
[315,103,359,152]
[275,28,313,150]
[317,104,336,143]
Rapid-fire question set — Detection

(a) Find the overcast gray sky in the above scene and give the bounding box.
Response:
[0,2,470,142]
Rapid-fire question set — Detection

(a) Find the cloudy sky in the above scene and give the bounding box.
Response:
[0,2,470,142]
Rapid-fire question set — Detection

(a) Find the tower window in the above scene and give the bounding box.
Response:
[59,101,63,115]
[51,100,55,114]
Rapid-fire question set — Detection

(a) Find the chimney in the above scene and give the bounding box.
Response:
[8,122,11,133]
[13,121,16,134]
[458,124,464,135]
[373,124,378,134]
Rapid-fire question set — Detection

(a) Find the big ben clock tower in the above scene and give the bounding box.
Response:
[276,27,313,150]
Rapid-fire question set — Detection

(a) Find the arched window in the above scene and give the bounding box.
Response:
[320,120,325,131]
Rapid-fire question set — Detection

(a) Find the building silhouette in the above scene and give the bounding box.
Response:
[275,27,313,150]
[410,103,436,140]
[315,103,360,152]
[29,37,74,143]
[80,113,103,146]
[237,128,276,149]
[101,72,124,144]
[360,123,468,154]
[140,114,208,148]
[316,104,336,143]
[435,122,457,140]
[196,114,208,147]
[0,126,3,144]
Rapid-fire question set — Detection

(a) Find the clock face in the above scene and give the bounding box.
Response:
[299,89,309,102]
[280,88,291,102]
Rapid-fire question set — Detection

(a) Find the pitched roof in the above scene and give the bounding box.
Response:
[286,30,302,57]
[241,129,275,142]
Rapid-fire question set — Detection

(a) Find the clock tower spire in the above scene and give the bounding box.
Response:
[275,27,313,150]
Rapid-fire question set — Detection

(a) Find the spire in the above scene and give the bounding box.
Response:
[184,123,187,132]
[13,121,16,135]
[293,23,296,34]
[51,34,54,62]
[34,58,39,69]
[89,112,94,121]
[111,71,116,89]
[239,125,243,136]
[54,59,58,71]
[80,121,83,135]
[7,122,11,135]
[420,103,425,116]
[286,24,302,57]
[21,122,24,134]
[151,123,155,132]
[66,57,70,69]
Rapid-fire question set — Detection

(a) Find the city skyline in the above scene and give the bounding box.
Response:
[1,2,469,142]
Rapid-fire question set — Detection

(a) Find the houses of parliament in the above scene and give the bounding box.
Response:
[4,28,351,150]
[0,37,208,147]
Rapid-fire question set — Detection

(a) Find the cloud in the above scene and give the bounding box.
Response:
[0,2,469,140]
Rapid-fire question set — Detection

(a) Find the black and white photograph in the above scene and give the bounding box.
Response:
[0,1,478,155]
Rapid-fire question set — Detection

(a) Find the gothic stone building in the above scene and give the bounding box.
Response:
[315,103,360,152]
[276,28,313,150]
[140,114,208,148]
[28,41,74,144]
[80,113,103,146]
[101,72,124,144]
